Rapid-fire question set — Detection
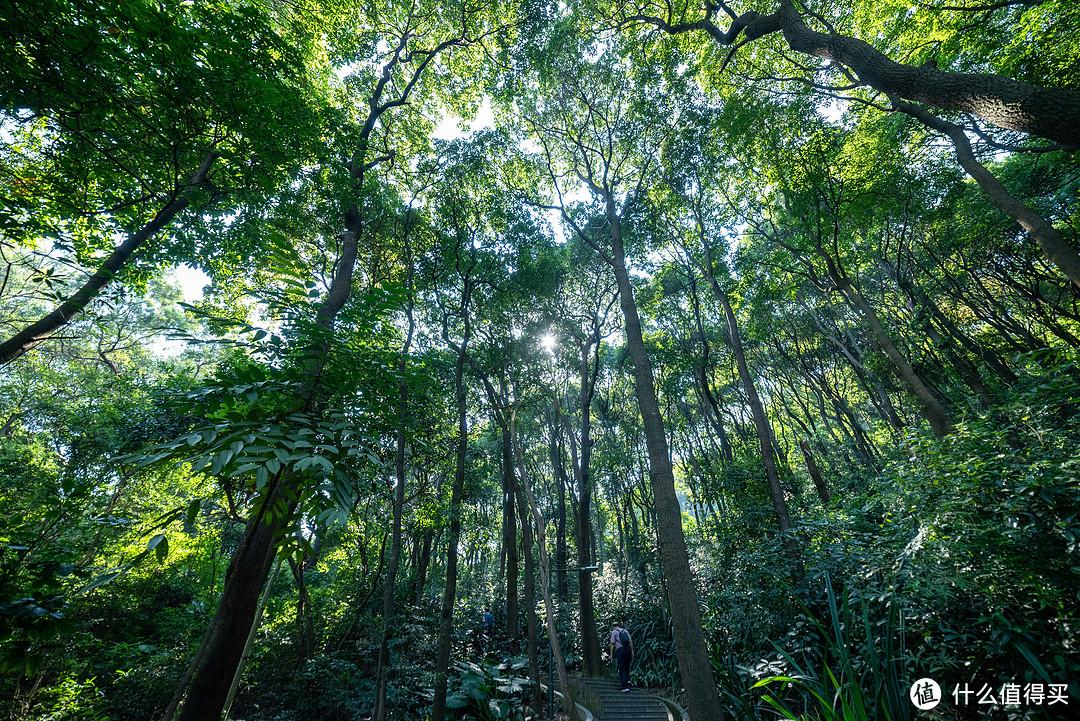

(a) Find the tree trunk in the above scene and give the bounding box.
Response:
[414,532,433,607]
[605,198,725,721]
[222,556,283,720]
[803,302,905,434]
[798,439,830,505]
[287,557,316,661]
[431,295,472,721]
[501,425,519,649]
[845,282,953,436]
[688,277,735,463]
[934,305,1019,386]
[473,367,523,651]
[895,99,1080,289]
[373,301,414,721]
[712,279,803,572]
[177,481,292,721]
[551,418,570,602]
[573,339,603,676]
[926,315,995,407]
[303,516,327,572]
[511,413,580,721]
[816,247,954,437]
[172,42,431,709]
[646,0,1080,147]
[160,596,219,721]
[694,225,803,570]
[512,453,543,714]
[627,491,650,597]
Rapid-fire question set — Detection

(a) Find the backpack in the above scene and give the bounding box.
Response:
[618,628,630,646]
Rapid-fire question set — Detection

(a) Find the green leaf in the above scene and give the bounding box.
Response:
[185,499,201,527]
[79,567,129,594]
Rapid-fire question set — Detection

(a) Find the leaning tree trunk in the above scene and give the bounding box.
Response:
[177,479,293,721]
[894,99,1080,290]
[798,439,830,505]
[0,153,217,365]
[710,278,803,574]
[173,55,404,709]
[605,196,725,721]
[883,259,996,408]
[223,557,283,719]
[775,0,1080,148]
[179,59,468,716]
[816,247,954,437]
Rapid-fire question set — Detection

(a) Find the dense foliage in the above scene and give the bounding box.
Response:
[2,1,1078,719]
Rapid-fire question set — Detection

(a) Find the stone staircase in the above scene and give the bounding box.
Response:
[572,678,675,721]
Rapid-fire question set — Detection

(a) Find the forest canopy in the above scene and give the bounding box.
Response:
[1,1,1078,719]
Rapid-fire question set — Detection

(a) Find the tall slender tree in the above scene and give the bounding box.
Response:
[521,39,726,721]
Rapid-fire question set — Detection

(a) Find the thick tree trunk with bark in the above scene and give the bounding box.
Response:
[160,614,216,721]
[177,482,291,721]
[172,44,430,707]
[776,4,1080,148]
[605,198,724,721]
[223,557,283,719]
[636,0,1080,147]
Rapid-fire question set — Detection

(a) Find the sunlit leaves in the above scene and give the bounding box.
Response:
[0,0,329,283]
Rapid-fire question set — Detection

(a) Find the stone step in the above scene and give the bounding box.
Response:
[570,677,676,721]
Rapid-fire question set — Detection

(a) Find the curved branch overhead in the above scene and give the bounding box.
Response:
[627,0,1080,147]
